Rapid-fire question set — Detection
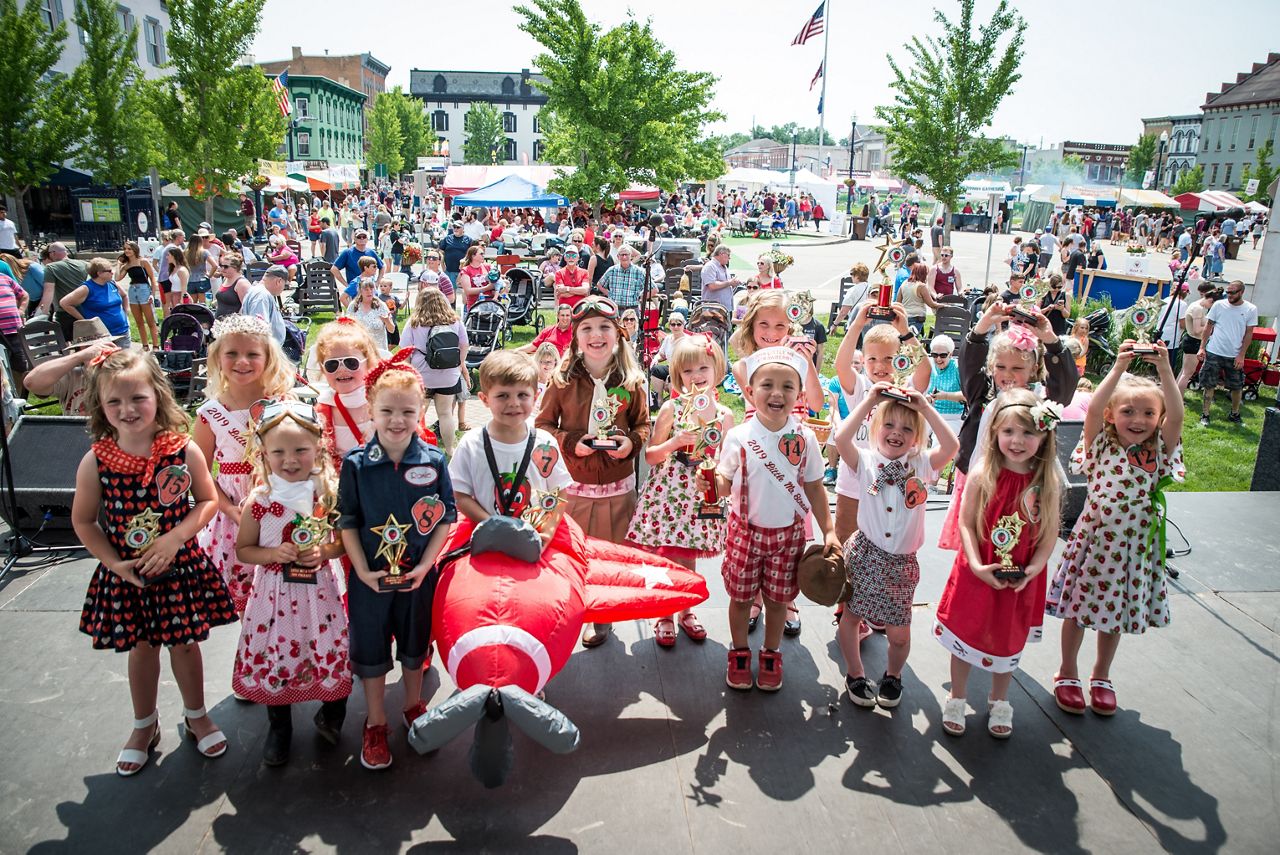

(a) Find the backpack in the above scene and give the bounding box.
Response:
[420,324,460,369]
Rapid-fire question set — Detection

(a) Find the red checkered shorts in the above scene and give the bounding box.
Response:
[720,512,805,603]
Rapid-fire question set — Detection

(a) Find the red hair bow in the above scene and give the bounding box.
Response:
[335,316,357,326]
[88,343,122,367]
[364,347,423,390]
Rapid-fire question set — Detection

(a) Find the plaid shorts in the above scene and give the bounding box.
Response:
[1199,351,1244,391]
[721,512,805,603]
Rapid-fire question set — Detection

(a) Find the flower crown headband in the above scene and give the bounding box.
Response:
[995,400,1062,432]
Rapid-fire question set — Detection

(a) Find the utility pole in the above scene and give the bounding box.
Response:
[846,114,857,217]
[790,132,798,193]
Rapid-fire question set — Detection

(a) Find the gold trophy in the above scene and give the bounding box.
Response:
[1127,298,1160,355]
[1010,279,1045,325]
[990,513,1027,581]
[881,338,925,403]
[283,513,331,584]
[586,378,623,451]
[371,513,414,591]
[522,487,566,534]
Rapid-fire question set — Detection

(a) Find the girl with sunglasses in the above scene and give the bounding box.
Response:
[194,314,297,615]
[313,318,381,469]
[233,401,351,766]
[750,254,783,290]
[535,296,651,648]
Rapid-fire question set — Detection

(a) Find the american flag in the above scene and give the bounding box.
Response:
[791,3,825,46]
[271,71,292,118]
[810,60,824,91]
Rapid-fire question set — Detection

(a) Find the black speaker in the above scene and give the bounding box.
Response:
[0,416,91,533]
[1056,419,1086,538]
[1251,407,1280,491]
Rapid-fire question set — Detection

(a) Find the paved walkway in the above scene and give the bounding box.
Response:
[0,491,1272,852]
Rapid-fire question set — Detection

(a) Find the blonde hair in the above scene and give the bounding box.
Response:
[533,341,560,368]
[410,287,458,328]
[205,322,294,402]
[552,316,646,391]
[314,318,380,366]
[867,397,926,451]
[1103,373,1164,448]
[85,349,189,441]
[87,257,114,278]
[862,324,901,352]
[1071,317,1090,336]
[756,254,775,278]
[669,334,727,394]
[729,290,794,356]
[987,330,1047,384]
[479,350,539,392]
[967,388,1062,537]
[849,262,869,282]
[247,416,338,517]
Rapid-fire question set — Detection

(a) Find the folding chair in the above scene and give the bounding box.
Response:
[932,305,972,346]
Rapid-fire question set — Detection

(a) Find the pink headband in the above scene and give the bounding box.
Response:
[1005,324,1039,352]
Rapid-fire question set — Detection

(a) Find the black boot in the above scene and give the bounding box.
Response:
[263,704,293,766]
[314,698,347,746]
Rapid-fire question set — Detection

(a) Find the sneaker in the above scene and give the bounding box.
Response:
[1199,414,1210,427]
[1227,411,1242,424]
[877,673,903,709]
[864,618,886,632]
[402,701,429,730]
[360,722,392,770]
[726,648,754,691]
[845,674,877,708]
[823,466,837,487]
[756,649,783,692]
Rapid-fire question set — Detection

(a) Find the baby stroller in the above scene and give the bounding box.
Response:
[156,304,216,403]
[686,302,732,357]
[1083,308,1116,377]
[464,300,507,372]
[504,267,544,337]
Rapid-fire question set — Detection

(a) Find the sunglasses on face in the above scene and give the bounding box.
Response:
[931,351,949,358]
[571,296,618,320]
[425,255,440,260]
[322,356,366,373]
[940,253,952,258]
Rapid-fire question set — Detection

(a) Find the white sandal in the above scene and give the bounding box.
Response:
[942,696,967,736]
[988,699,1014,739]
[177,706,227,758]
[116,710,160,777]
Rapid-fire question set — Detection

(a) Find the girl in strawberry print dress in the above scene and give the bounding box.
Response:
[73,349,236,777]
[233,400,352,766]
[628,334,735,647]
[933,388,1063,739]
[1046,341,1185,717]
[194,314,297,614]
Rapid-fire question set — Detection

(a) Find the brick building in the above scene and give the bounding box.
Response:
[257,47,390,152]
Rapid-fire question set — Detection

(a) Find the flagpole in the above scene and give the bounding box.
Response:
[817,0,830,176]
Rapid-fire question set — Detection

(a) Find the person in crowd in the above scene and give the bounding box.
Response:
[13,253,47,319]
[318,217,341,265]
[417,249,454,301]
[1177,281,1216,393]
[897,262,939,337]
[926,334,965,436]
[0,206,20,259]
[23,318,114,415]
[597,244,651,315]
[241,264,287,345]
[927,246,962,298]
[239,193,257,238]
[552,244,591,310]
[183,234,214,305]
[162,201,183,234]
[519,303,573,357]
[535,297,651,648]
[266,235,299,283]
[715,347,841,691]
[1047,342,1184,717]
[402,288,468,456]
[1198,280,1257,426]
[438,221,472,293]
[311,318,380,470]
[587,236,613,292]
[194,314,296,615]
[344,278,395,353]
[834,377,958,710]
[1039,274,1070,337]
[59,257,131,348]
[700,245,742,316]
[212,252,251,320]
[71,348,234,776]
[0,268,30,388]
[457,245,496,314]
[337,354,455,771]
[934,388,1063,738]
[232,401,350,766]
[115,242,159,351]
[44,242,90,340]
[750,254,783,289]
[267,197,290,238]
[333,229,383,309]
[832,262,873,330]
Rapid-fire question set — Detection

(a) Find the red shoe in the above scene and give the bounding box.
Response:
[726,648,753,691]
[360,721,392,770]
[1089,679,1117,716]
[756,649,783,692]
[1052,676,1086,714]
[402,701,429,730]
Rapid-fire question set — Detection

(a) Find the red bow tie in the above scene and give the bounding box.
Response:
[252,501,286,520]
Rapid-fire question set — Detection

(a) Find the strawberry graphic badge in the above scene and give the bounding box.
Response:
[531,442,559,479]
[778,430,805,466]
[1127,444,1158,474]
[155,464,191,507]
[903,476,927,509]
[412,496,446,535]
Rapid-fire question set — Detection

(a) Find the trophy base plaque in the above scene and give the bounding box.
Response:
[283,564,318,585]
[697,502,725,521]
[1131,343,1157,355]
[586,434,621,451]
[1009,307,1039,325]
[992,567,1027,582]
[378,572,414,591]
[880,385,912,403]
[867,306,895,320]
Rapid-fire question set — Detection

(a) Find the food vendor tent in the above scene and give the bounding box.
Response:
[452,175,568,208]
[443,165,564,196]
[1174,190,1247,212]
[1117,188,1179,208]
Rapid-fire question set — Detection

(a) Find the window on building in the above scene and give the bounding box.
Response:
[432,110,448,132]
[39,0,63,29]
[116,5,136,57]
[1210,164,1219,184]
[296,96,309,118]
[502,76,515,96]
[144,17,163,65]
[503,138,517,162]
[1230,117,1240,150]
[1249,115,1259,149]
[298,132,310,157]
[1203,121,1212,151]
[502,111,517,133]
[533,140,544,161]
[1224,163,1233,186]
[433,74,447,93]
[533,113,541,134]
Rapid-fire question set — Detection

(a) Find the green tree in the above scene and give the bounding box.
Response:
[157,0,284,221]
[713,131,752,151]
[1239,140,1274,204]
[386,86,428,171]
[515,0,724,200]
[463,102,503,165]
[876,0,1025,239]
[367,94,404,177]
[1171,164,1205,195]
[70,0,164,185]
[1126,133,1156,186]
[0,0,82,236]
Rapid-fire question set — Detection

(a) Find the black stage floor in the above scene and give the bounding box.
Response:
[0,491,1274,853]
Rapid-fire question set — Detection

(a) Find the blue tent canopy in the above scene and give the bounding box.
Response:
[453,175,568,208]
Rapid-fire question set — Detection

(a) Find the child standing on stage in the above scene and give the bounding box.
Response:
[535,296,651,648]
[314,318,379,469]
[233,401,351,766]
[938,303,1076,552]
[933,388,1063,739]
[833,382,958,709]
[714,347,841,691]
[1046,341,1184,716]
[628,334,734,648]
[195,315,296,613]
[73,349,236,776]
[338,352,455,771]
[450,351,572,543]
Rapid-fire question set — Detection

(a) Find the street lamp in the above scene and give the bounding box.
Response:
[1018,144,1029,196]
[1154,130,1169,190]
[790,132,798,192]
[846,114,857,217]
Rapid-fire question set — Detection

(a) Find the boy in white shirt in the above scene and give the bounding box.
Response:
[714,346,840,692]
[450,351,572,546]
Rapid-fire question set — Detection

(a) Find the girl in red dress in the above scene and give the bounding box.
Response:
[933,387,1062,739]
